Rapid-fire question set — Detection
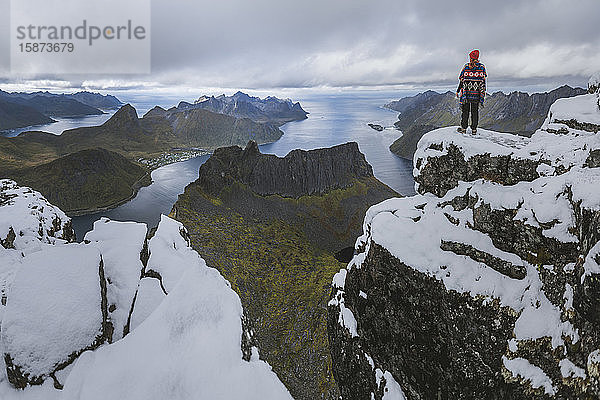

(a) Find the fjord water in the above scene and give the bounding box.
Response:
[0,113,114,137]
[58,90,418,240]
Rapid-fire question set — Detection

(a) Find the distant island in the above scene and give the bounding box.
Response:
[0,92,308,214]
[0,90,123,131]
[386,85,586,159]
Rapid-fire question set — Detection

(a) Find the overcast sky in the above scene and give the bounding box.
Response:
[1,0,599,93]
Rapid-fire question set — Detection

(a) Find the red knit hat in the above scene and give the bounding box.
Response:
[469,50,479,60]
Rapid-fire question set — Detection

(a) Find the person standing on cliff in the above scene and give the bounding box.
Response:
[456,49,487,134]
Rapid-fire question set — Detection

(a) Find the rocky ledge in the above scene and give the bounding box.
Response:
[328,83,600,399]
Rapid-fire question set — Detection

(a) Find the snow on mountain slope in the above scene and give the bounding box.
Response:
[0,182,291,399]
[83,218,148,341]
[1,246,106,388]
[0,178,76,304]
[62,252,292,400]
[329,87,600,399]
[128,277,165,332]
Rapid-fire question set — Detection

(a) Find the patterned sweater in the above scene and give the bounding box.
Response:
[458,62,487,105]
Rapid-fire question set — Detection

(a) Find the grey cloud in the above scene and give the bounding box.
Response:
[2,0,599,90]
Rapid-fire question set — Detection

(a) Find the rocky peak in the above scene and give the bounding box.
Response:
[102,104,140,130]
[329,90,600,399]
[142,106,167,118]
[197,140,373,198]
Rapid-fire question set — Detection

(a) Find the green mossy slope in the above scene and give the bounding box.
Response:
[172,174,397,400]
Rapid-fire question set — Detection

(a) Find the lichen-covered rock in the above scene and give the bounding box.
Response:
[329,91,600,399]
[1,246,109,388]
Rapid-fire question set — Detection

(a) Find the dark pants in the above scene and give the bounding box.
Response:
[461,101,479,130]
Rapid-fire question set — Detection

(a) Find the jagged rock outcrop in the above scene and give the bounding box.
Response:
[388,86,587,160]
[172,142,398,400]
[589,72,600,95]
[0,182,291,398]
[188,91,308,125]
[197,140,374,197]
[329,89,600,399]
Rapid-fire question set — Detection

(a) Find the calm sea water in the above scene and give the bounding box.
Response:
[5,91,417,240]
[1,114,114,137]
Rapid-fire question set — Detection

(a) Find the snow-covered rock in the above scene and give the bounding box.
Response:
[0,180,75,250]
[0,183,291,398]
[128,277,166,332]
[329,90,600,399]
[84,218,148,341]
[0,180,76,316]
[61,247,292,400]
[1,245,108,388]
[145,215,199,293]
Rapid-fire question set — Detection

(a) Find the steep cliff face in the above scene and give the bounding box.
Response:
[329,89,600,399]
[172,142,398,400]
[197,140,374,197]
[388,86,587,160]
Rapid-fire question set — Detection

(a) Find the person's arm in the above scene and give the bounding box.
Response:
[457,66,465,96]
[480,65,487,105]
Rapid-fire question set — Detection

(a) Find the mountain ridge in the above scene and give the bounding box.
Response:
[186,91,308,125]
[387,85,587,159]
[0,90,123,131]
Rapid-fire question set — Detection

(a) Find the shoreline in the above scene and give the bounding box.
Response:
[65,171,152,217]
[64,137,289,218]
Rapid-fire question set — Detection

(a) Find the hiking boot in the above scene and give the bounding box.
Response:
[457,127,466,133]
[471,128,477,134]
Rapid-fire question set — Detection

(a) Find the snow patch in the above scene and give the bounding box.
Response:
[146,215,199,293]
[502,356,556,395]
[84,218,147,341]
[375,369,406,400]
[61,257,292,400]
[129,277,166,332]
[1,245,104,380]
[549,94,600,125]
[559,358,586,379]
